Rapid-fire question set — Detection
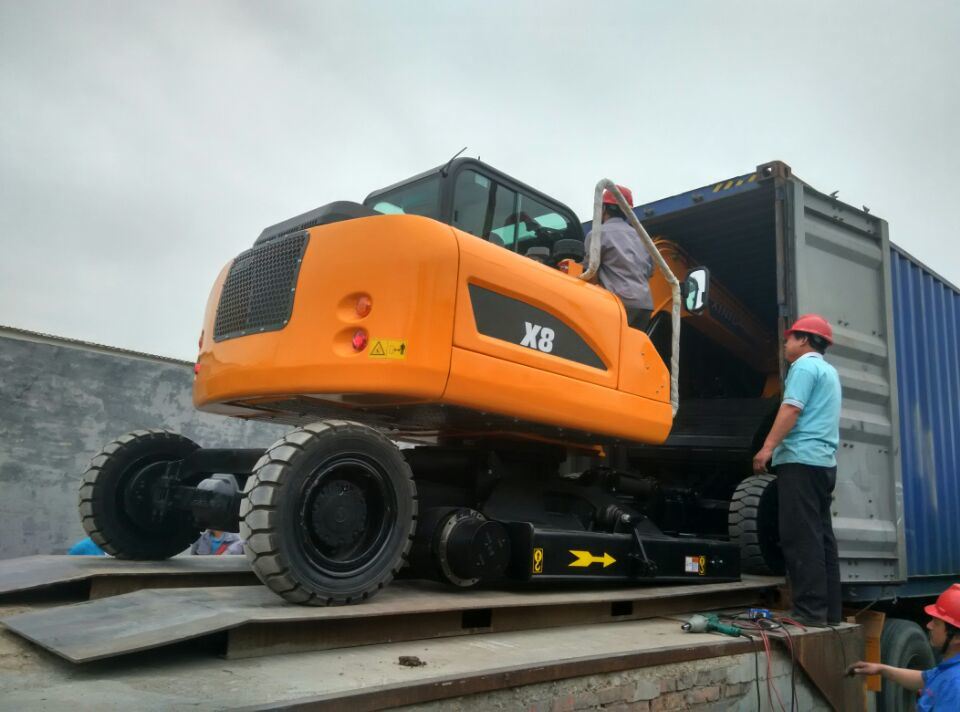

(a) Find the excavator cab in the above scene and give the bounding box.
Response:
[78,158,745,607]
[363,159,585,264]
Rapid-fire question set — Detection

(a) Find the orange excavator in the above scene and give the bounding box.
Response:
[79,158,774,605]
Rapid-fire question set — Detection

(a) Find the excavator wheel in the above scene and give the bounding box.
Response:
[79,429,201,559]
[240,421,418,605]
[728,473,785,575]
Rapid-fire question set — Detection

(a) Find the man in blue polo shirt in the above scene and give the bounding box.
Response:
[753,314,842,626]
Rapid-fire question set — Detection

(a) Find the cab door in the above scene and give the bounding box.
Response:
[449,167,622,389]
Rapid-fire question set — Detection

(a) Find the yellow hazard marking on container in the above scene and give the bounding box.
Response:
[369,339,407,359]
[568,550,616,568]
[713,174,758,193]
[532,548,544,574]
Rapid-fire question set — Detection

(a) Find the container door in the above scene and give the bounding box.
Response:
[783,180,906,585]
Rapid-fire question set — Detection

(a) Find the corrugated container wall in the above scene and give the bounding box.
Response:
[890,247,960,579]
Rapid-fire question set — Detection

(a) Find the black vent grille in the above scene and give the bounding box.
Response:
[213,231,309,342]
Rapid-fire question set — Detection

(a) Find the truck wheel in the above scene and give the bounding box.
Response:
[878,619,936,712]
[240,421,417,605]
[728,474,784,575]
[79,429,201,559]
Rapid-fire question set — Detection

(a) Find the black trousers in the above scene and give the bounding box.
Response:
[776,463,842,623]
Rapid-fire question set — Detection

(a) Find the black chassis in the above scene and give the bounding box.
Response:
[146,449,262,533]
[148,444,740,585]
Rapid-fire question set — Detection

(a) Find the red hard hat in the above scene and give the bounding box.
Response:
[602,185,633,207]
[784,314,834,345]
[925,584,960,628]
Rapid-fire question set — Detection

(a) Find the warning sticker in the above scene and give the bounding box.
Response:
[532,548,544,574]
[685,556,703,574]
[368,339,407,360]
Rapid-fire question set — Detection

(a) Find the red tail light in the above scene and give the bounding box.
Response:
[356,295,372,318]
[352,330,368,351]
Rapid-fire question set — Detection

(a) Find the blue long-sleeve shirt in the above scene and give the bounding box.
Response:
[919,652,960,711]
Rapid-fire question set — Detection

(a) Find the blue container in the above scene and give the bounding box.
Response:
[890,246,960,581]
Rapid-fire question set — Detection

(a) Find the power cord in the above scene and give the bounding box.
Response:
[740,631,763,712]
[828,624,849,675]
[725,610,799,712]
[778,620,798,711]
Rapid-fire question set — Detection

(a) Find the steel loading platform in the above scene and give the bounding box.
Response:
[0,556,863,710]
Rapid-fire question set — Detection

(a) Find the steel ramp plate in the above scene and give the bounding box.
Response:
[0,555,256,598]
[0,576,783,664]
[238,619,863,712]
[0,612,862,711]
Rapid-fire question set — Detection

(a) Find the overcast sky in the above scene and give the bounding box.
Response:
[1,1,958,361]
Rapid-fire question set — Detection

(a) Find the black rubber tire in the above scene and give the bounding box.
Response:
[877,618,935,712]
[240,421,418,605]
[728,473,785,575]
[79,429,201,559]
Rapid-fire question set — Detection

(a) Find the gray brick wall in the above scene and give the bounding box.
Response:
[0,328,289,558]
[396,649,829,711]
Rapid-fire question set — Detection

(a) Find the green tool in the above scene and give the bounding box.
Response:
[681,613,742,637]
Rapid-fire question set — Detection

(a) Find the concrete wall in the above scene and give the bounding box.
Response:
[0,327,289,559]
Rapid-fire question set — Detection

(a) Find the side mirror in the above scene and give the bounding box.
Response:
[682,267,710,314]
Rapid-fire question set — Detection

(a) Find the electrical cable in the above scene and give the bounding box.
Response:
[741,631,763,712]
[759,628,788,712]
[778,615,807,631]
[760,628,774,710]
[775,616,811,712]
[828,624,849,674]
[731,612,794,712]
[778,620,798,712]
[719,609,806,711]
[767,630,789,712]
[851,596,881,618]
[723,611,782,710]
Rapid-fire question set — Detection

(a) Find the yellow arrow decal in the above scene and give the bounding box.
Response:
[568,550,616,568]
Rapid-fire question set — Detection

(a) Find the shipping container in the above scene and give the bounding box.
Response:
[590,161,960,597]
[890,246,960,590]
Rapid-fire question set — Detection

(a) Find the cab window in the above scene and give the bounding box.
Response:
[453,168,577,253]
[512,193,575,252]
[364,176,441,220]
[453,170,519,247]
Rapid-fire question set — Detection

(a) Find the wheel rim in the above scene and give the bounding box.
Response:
[117,459,179,535]
[297,455,398,578]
